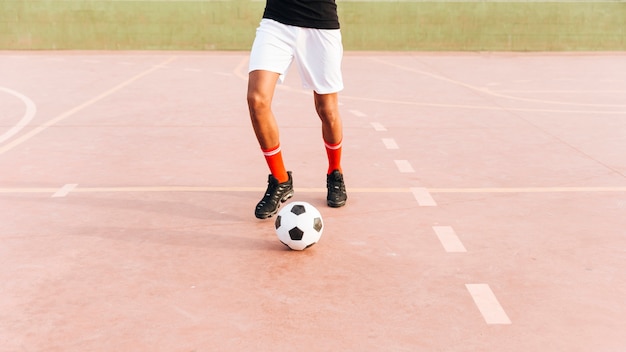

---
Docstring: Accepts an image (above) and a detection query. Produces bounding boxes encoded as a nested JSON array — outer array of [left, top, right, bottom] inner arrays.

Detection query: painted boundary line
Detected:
[[411, 187, 437, 206], [52, 183, 78, 198], [0, 56, 177, 156], [382, 138, 399, 149], [0, 86, 37, 144], [431, 187, 626, 193], [370, 122, 387, 132], [466, 284, 512, 325], [367, 57, 626, 113], [1, 186, 626, 195], [432, 226, 467, 253], [395, 160, 416, 173]]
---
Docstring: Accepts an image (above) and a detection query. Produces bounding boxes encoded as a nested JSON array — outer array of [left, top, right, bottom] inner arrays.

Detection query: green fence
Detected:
[[1, 0, 625, 51]]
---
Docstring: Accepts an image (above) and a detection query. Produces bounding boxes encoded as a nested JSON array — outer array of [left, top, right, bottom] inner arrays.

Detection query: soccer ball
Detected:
[[275, 201, 324, 250]]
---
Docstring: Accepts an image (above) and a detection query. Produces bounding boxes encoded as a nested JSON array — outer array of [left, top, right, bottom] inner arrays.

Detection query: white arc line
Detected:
[[0, 56, 177, 155], [466, 284, 512, 325], [52, 184, 78, 198], [0, 87, 37, 144], [432, 226, 466, 252]]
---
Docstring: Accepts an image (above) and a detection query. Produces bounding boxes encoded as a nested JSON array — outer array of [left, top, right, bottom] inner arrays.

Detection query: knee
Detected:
[[315, 101, 340, 124], [247, 91, 271, 117]]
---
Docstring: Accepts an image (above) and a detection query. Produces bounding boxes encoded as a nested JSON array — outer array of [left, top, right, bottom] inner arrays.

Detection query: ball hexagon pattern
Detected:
[[274, 201, 324, 250]]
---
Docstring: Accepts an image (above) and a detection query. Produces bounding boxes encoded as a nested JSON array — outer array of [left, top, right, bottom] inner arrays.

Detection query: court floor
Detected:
[[1, 51, 625, 351]]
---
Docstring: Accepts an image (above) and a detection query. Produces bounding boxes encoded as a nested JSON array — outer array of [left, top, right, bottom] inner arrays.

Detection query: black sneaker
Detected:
[[255, 171, 294, 219], [326, 169, 347, 208]]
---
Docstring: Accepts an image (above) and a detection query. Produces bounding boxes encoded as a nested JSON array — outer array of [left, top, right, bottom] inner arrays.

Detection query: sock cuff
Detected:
[[262, 144, 281, 156], [324, 139, 343, 150]]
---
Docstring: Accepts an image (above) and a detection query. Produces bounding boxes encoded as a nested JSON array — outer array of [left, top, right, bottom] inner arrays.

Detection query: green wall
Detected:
[[1, 0, 625, 51]]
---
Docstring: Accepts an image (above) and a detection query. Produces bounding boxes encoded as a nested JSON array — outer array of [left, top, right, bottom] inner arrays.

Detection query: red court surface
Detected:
[[1, 51, 626, 351]]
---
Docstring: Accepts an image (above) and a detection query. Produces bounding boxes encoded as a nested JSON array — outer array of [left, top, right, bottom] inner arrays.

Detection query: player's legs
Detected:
[[314, 91, 342, 147], [247, 71, 295, 219], [314, 91, 347, 207], [247, 70, 281, 151], [248, 19, 295, 154], [314, 91, 343, 174], [295, 28, 347, 207], [247, 20, 297, 219]]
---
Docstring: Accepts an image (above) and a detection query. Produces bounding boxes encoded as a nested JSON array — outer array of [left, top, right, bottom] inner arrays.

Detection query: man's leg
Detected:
[[248, 70, 280, 150], [248, 70, 294, 219], [314, 91, 347, 207], [314, 91, 343, 149]]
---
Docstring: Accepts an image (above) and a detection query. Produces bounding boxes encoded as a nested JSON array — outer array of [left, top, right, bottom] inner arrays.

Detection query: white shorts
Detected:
[[248, 18, 344, 94]]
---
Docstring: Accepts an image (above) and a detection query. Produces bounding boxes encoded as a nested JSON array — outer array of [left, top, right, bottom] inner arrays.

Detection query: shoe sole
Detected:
[[255, 189, 294, 219], [327, 199, 346, 208]]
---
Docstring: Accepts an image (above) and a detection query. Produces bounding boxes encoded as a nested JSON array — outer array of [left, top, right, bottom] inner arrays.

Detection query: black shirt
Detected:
[[263, 0, 340, 30]]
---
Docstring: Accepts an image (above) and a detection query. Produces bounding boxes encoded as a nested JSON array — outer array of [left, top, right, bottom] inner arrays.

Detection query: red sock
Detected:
[[262, 144, 289, 183], [325, 139, 343, 175]]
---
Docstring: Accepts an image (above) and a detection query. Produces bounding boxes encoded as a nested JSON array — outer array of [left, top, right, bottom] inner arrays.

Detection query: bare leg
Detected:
[[247, 70, 281, 149], [314, 91, 343, 144], [315, 91, 347, 207], [248, 70, 294, 219]]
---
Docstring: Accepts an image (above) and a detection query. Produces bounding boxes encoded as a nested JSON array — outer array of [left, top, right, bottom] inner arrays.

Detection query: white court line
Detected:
[[411, 187, 437, 206], [429, 186, 626, 193], [499, 89, 626, 94], [395, 160, 415, 173], [343, 94, 626, 115], [52, 184, 78, 198], [0, 87, 37, 144], [466, 284, 512, 325], [371, 57, 626, 110], [382, 138, 399, 149], [233, 56, 249, 81], [2, 186, 626, 194], [229, 55, 626, 115], [370, 122, 387, 131], [349, 109, 367, 117], [432, 226, 466, 252], [0, 56, 177, 156]]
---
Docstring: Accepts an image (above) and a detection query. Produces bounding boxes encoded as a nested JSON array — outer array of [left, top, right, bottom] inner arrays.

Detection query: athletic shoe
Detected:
[[326, 169, 347, 208], [255, 171, 294, 219]]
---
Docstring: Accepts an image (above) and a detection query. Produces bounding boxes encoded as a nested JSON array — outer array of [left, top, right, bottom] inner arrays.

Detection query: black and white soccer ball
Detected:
[[275, 201, 324, 250]]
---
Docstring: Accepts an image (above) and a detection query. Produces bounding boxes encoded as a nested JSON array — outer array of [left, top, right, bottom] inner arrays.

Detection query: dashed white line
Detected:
[[382, 138, 399, 149], [466, 284, 512, 325], [349, 109, 367, 117], [410, 187, 437, 206], [394, 160, 415, 173], [432, 226, 466, 252], [52, 184, 78, 198], [370, 122, 387, 131]]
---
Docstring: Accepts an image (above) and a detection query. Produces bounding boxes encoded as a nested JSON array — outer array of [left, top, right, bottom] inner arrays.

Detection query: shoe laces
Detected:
[[328, 172, 345, 191]]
